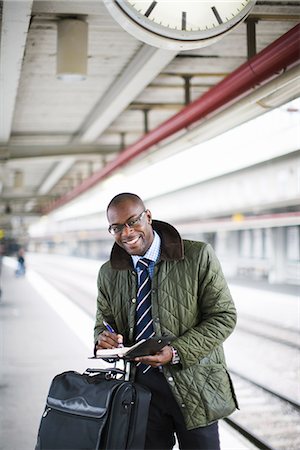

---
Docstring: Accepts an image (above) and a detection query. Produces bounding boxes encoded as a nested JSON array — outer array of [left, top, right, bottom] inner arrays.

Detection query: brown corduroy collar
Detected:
[[109, 220, 184, 270]]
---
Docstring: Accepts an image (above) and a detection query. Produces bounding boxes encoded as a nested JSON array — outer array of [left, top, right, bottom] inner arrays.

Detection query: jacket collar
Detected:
[[109, 220, 184, 270]]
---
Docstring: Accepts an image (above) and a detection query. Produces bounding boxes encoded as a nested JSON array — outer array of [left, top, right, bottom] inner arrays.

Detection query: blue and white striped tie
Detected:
[[135, 258, 155, 341], [135, 258, 155, 372]]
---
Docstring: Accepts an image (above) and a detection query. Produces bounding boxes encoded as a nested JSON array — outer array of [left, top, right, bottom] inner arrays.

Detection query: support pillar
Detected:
[[269, 227, 286, 284]]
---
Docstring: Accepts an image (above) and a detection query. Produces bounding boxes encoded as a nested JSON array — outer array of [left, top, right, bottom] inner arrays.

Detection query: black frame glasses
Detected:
[[108, 210, 147, 235]]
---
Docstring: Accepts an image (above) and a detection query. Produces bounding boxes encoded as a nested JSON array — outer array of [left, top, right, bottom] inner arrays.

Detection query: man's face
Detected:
[[107, 200, 154, 256]]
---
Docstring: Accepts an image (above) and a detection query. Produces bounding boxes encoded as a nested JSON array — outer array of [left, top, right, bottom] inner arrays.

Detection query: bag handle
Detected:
[[84, 367, 126, 380]]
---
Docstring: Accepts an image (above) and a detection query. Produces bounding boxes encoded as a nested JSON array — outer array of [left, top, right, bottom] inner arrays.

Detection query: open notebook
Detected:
[[92, 337, 172, 360]]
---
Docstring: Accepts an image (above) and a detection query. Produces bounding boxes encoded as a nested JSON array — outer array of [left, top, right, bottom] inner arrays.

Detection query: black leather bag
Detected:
[[35, 368, 151, 450]]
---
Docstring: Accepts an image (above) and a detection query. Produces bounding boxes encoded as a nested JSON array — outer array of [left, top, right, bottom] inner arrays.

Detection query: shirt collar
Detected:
[[131, 231, 161, 268]]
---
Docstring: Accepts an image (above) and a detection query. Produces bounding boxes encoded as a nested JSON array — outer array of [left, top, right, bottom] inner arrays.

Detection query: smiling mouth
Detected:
[[123, 235, 140, 246]]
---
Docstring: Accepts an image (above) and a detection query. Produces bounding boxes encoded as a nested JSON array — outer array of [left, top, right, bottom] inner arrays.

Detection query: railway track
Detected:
[[226, 371, 300, 450], [237, 314, 300, 350]]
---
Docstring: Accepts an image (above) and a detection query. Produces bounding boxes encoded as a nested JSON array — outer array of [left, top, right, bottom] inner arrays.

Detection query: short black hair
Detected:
[[107, 193, 145, 213]]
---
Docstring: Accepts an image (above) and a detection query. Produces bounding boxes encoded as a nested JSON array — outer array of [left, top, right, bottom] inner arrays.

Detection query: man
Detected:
[[94, 193, 238, 450]]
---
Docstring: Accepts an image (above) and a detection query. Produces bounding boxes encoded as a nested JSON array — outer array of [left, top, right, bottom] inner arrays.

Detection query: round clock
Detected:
[[104, 0, 257, 50]]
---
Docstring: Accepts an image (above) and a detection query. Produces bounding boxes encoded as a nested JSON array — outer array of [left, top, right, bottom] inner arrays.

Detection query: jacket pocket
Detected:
[[200, 364, 238, 423], [172, 362, 238, 428]]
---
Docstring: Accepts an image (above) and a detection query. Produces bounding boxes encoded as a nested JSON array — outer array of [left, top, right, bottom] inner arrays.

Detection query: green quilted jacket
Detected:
[[94, 220, 238, 429]]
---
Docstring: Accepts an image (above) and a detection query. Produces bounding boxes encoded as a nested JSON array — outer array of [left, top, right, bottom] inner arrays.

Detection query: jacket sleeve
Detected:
[[94, 265, 116, 344], [172, 243, 237, 369]]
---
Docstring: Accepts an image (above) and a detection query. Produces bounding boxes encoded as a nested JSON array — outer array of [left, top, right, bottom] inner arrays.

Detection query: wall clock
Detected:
[[104, 1, 257, 50]]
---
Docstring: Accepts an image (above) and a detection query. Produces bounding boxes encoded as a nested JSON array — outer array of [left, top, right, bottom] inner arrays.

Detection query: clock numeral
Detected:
[[211, 6, 223, 25], [182, 11, 187, 31], [144, 1, 157, 18]]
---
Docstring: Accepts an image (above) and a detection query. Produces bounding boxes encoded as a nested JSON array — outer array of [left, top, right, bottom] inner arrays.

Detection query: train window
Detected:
[[287, 226, 300, 261]]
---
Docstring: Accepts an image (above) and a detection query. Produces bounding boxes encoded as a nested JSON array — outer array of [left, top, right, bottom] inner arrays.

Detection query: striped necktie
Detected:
[[135, 258, 155, 342]]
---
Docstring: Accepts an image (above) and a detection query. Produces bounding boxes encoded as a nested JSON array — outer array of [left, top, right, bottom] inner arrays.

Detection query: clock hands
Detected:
[[144, 1, 157, 18], [142, 2, 225, 31], [211, 7, 223, 25], [182, 11, 187, 31]]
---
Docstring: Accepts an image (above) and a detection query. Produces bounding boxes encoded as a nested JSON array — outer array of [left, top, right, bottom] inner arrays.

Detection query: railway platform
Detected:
[[0, 261, 92, 450], [0, 259, 253, 450]]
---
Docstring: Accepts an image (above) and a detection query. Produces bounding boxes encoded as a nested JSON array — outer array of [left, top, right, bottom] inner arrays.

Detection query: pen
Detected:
[[103, 320, 115, 333], [103, 320, 124, 347]]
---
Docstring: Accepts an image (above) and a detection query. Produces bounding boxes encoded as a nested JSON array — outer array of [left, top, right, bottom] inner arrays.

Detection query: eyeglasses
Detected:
[[108, 210, 147, 235]]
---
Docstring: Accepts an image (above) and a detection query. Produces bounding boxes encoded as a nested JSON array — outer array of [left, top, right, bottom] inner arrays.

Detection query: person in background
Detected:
[[94, 193, 238, 450], [0, 242, 4, 298], [15, 247, 26, 277]]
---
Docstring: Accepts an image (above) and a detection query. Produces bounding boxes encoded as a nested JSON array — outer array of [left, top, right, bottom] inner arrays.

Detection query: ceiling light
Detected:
[[57, 18, 88, 81], [13, 170, 23, 189]]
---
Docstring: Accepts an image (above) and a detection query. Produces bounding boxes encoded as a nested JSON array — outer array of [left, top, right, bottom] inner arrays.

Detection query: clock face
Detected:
[[105, 0, 257, 50]]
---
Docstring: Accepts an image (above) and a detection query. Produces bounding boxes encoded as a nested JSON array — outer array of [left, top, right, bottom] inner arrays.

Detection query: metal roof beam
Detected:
[[77, 45, 177, 143], [0, 144, 119, 160], [0, 194, 55, 202], [38, 158, 76, 195]]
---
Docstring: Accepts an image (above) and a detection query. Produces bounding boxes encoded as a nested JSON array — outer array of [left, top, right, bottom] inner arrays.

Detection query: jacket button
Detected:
[[168, 376, 174, 382], [132, 298, 136, 303], [181, 403, 186, 408]]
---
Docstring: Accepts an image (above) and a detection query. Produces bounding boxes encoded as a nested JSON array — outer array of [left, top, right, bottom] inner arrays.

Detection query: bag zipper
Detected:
[[42, 407, 51, 418]]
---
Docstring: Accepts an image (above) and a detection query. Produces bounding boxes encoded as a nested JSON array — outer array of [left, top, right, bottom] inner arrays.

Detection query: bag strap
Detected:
[[84, 367, 126, 380]]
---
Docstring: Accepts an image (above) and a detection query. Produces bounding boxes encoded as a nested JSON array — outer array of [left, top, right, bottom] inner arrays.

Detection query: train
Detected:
[[28, 150, 300, 286]]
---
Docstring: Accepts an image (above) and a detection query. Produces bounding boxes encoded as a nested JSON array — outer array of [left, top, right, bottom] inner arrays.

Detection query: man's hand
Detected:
[[134, 345, 173, 367], [96, 330, 123, 350]]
